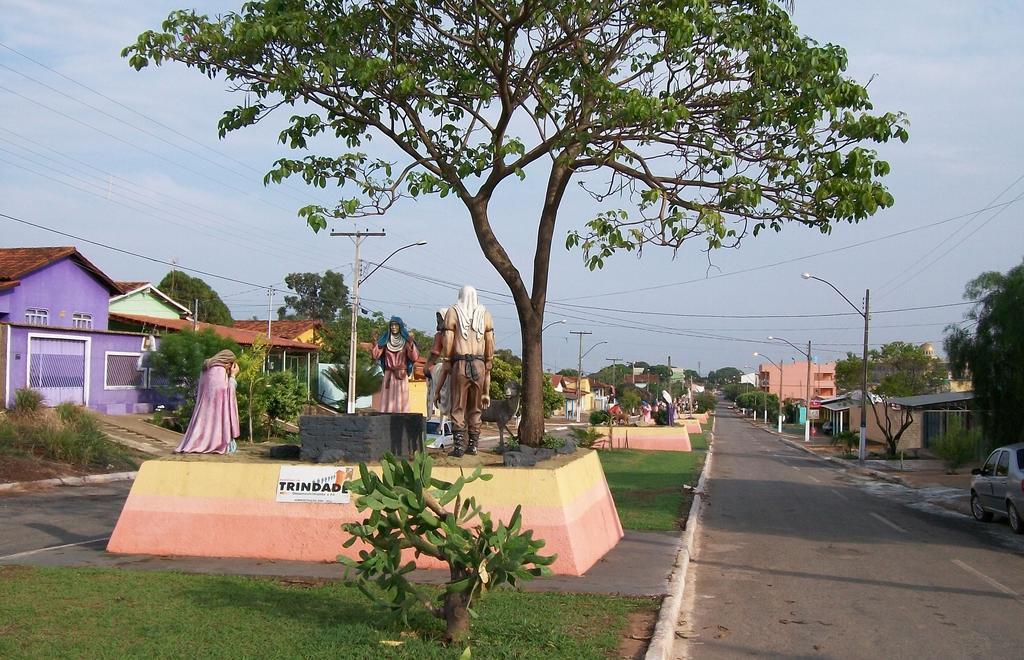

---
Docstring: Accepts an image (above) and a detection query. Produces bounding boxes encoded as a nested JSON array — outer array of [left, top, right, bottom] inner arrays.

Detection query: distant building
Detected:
[[758, 360, 836, 401], [109, 281, 192, 320], [234, 319, 323, 346]]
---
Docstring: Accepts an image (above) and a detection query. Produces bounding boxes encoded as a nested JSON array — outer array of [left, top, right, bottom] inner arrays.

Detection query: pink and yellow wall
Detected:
[[108, 450, 622, 576], [592, 426, 692, 451]]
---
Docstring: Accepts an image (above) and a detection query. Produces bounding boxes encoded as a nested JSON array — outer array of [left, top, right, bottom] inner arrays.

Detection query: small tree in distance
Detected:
[[126, 1, 906, 446]]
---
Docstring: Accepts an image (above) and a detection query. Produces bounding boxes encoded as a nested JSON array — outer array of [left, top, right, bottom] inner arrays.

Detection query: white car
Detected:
[[426, 419, 454, 449]]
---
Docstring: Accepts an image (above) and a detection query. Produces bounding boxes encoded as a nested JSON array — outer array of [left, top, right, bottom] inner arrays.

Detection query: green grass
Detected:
[[688, 432, 708, 451], [599, 449, 705, 531], [0, 566, 653, 659]]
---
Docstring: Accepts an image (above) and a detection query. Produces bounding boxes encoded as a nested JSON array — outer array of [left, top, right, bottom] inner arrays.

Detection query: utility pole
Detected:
[[570, 330, 592, 423], [192, 299, 198, 331], [332, 230, 386, 414], [805, 340, 812, 443], [859, 290, 870, 464], [266, 287, 274, 338]]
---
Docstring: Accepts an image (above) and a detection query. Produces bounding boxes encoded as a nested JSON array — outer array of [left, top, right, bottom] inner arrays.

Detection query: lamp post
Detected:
[[542, 319, 567, 332], [572, 340, 607, 422], [803, 272, 869, 464], [333, 236, 427, 414], [754, 352, 784, 433], [769, 335, 813, 443]]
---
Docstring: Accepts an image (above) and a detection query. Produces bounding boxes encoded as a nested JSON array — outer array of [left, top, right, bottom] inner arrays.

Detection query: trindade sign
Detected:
[[276, 466, 355, 504]]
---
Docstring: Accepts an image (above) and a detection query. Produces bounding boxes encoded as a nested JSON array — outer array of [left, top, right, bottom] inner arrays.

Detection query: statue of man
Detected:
[[441, 285, 494, 457]]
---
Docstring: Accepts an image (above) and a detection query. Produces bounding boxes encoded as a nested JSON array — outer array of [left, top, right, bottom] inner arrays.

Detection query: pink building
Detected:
[[758, 360, 836, 402]]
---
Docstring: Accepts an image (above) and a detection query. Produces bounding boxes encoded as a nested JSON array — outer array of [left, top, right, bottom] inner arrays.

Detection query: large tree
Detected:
[[126, 0, 905, 445], [834, 342, 946, 395], [158, 270, 233, 326], [277, 270, 348, 321], [839, 341, 946, 456], [945, 259, 1024, 449]]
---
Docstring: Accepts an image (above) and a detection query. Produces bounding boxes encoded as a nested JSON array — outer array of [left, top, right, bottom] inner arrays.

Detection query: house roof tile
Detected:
[[0, 246, 121, 294], [109, 312, 319, 351], [234, 319, 323, 340]]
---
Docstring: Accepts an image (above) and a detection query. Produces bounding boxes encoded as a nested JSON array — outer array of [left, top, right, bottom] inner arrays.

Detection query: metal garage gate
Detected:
[[29, 336, 87, 406]]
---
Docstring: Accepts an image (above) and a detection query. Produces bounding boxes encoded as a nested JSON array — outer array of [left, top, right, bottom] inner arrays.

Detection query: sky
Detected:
[[1, 1, 1022, 376]]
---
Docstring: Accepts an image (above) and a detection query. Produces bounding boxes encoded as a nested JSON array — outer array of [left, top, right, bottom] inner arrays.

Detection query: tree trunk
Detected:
[[518, 315, 545, 447], [442, 585, 471, 644]]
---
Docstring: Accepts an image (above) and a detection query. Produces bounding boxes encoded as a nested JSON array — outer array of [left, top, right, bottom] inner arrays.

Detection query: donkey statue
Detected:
[[481, 381, 520, 453]]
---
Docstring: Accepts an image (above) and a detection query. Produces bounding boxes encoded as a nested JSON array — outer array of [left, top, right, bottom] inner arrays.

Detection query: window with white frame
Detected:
[[105, 352, 147, 389], [72, 313, 93, 329], [25, 308, 48, 326]]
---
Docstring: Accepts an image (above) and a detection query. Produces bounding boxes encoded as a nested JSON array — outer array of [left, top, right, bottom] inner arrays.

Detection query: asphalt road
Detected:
[[0, 482, 132, 559], [675, 408, 1024, 659]]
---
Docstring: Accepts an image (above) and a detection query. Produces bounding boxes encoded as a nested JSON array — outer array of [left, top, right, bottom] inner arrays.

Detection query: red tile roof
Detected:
[[234, 319, 323, 340], [109, 313, 319, 351], [0, 246, 120, 294]]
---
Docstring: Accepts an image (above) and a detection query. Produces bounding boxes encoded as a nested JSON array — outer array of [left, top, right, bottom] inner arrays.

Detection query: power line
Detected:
[[550, 197, 1024, 303], [0, 128, 345, 265], [0, 210, 270, 288]]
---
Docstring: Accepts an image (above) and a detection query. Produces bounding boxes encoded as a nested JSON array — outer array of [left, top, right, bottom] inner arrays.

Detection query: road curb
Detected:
[[644, 426, 714, 660], [0, 471, 138, 493]]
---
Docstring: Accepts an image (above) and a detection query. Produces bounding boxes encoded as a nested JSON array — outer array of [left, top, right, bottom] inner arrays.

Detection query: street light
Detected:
[[572, 340, 607, 422], [754, 352, 784, 433], [359, 241, 428, 285], [345, 240, 427, 414], [769, 335, 814, 443], [802, 272, 870, 464], [542, 319, 567, 332]]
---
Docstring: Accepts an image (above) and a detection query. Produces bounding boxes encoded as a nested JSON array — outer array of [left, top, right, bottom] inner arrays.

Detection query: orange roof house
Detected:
[[234, 319, 323, 345], [109, 313, 318, 352]]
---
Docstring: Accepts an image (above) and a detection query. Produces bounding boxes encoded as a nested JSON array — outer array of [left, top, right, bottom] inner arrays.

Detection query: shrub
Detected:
[[931, 420, 980, 474], [589, 409, 611, 425], [694, 391, 717, 413], [342, 452, 554, 643], [0, 404, 135, 470], [831, 430, 859, 453], [264, 371, 307, 437], [571, 427, 603, 448], [540, 434, 564, 449], [11, 388, 44, 417]]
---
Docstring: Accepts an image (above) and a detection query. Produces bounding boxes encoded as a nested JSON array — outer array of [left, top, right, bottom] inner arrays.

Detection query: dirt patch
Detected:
[[0, 454, 89, 484], [617, 607, 658, 659]]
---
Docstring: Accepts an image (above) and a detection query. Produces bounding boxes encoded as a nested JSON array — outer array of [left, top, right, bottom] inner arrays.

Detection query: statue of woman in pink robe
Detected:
[[371, 316, 420, 413], [175, 350, 241, 454]]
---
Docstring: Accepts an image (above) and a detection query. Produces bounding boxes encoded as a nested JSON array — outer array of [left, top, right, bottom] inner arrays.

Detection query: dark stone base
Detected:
[[300, 413, 424, 464], [501, 441, 576, 467], [268, 444, 301, 460]]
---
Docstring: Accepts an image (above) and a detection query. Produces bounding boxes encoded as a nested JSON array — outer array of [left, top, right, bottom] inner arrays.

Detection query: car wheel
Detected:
[[1008, 502, 1024, 535], [971, 492, 993, 522]]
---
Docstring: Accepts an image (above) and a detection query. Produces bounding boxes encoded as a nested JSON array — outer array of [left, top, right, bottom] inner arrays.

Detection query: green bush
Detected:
[[589, 409, 611, 425], [831, 430, 859, 453], [931, 420, 980, 474], [694, 391, 717, 413], [540, 434, 564, 449], [11, 388, 44, 417], [571, 427, 603, 448], [264, 371, 307, 437]]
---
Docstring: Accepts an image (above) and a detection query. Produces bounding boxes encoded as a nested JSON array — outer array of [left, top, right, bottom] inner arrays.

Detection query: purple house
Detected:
[[1, 247, 158, 414]]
